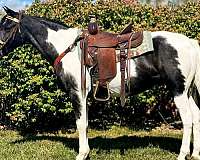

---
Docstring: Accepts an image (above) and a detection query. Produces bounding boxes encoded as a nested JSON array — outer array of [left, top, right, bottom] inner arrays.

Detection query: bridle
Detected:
[[0, 11, 23, 46]]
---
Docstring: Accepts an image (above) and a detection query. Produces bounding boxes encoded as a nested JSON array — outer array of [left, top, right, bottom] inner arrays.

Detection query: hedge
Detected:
[[0, 0, 199, 132]]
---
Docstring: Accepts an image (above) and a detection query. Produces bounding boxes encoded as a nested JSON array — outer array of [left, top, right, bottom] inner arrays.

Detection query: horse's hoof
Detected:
[[191, 155, 200, 160], [177, 153, 191, 160], [76, 151, 89, 160], [185, 154, 192, 160], [76, 154, 88, 160]]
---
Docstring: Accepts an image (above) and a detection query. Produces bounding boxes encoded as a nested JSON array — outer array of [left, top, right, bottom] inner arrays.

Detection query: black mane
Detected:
[[26, 15, 69, 31]]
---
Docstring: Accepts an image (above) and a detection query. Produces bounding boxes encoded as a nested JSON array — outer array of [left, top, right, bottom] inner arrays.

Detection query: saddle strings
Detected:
[[127, 32, 135, 92]]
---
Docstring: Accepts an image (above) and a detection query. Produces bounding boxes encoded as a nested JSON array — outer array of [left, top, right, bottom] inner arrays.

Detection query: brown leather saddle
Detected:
[[81, 17, 143, 105]]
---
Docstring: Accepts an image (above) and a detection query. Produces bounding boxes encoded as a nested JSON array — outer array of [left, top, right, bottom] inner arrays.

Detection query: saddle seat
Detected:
[[87, 31, 143, 49]]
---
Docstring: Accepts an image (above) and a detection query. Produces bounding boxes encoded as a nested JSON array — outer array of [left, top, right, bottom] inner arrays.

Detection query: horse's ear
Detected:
[[3, 6, 18, 17]]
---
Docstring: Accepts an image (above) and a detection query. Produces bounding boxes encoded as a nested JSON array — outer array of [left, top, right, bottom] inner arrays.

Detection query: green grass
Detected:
[[0, 126, 183, 160]]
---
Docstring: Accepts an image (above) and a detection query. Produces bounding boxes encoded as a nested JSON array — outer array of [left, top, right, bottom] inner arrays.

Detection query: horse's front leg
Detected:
[[75, 92, 89, 160]]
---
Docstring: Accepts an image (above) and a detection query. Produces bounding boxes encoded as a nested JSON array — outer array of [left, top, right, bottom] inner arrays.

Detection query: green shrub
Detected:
[[0, 45, 74, 132], [0, 0, 199, 132]]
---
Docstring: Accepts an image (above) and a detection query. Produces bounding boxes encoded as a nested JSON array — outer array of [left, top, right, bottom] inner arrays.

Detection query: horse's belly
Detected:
[[109, 59, 137, 94]]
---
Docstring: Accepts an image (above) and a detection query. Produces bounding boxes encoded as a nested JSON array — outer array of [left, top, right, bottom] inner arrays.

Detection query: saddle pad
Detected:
[[131, 31, 153, 57], [97, 48, 117, 85]]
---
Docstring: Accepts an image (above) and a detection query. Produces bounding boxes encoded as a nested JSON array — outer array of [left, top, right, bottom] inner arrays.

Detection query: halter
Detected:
[[1, 11, 23, 45], [5, 16, 20, 23]]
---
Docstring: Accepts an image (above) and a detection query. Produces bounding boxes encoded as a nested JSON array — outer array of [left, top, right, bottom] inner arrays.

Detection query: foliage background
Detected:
[[0, 0, 199, 132]]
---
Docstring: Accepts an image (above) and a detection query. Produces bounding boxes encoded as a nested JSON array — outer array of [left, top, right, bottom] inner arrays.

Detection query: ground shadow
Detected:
[[12, 134, 182, 154]]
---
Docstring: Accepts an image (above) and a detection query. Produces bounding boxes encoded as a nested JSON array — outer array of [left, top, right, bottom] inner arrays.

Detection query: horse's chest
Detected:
[[61, 51, 91, 91]]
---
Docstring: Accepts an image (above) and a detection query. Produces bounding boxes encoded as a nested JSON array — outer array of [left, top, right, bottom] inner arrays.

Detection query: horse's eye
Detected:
[[2, 19, 8, 26], [2, 20, 14, 30]]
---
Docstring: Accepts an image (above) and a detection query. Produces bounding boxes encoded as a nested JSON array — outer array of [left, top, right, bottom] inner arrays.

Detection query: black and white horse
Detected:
[[0, 7, 200, 160]]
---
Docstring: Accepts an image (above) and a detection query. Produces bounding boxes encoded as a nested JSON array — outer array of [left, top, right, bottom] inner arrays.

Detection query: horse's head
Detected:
[[0, 6, 24, 57]]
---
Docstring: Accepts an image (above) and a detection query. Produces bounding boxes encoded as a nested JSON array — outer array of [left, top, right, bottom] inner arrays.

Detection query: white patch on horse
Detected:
[[109, 59, 137, 94], [46, 28, 79, 54], [46, 28, 91, 91]]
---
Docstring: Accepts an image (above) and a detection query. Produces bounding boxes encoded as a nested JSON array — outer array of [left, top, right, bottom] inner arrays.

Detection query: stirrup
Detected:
[[93, 81, 110, 101]]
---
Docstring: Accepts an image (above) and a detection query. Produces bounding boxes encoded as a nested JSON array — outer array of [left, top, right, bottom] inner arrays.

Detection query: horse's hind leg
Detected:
[[190, 45, 200, 159], [174, 93, 193, 160], [189, 96, 200, 160]]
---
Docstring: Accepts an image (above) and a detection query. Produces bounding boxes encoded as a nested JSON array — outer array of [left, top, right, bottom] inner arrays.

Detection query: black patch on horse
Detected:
[[130, 36, 185, 96]]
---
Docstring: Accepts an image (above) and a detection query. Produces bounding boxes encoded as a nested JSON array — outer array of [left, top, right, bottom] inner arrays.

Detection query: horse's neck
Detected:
[[22, 17, 80, 64], [45, 27, 80, 54]]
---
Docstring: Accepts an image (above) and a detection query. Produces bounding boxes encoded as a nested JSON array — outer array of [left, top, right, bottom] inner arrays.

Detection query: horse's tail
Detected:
[[192, 40, 200, 107]]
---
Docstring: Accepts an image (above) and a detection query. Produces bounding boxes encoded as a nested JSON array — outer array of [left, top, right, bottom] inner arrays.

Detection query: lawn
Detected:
[[0, 126, 183, 160]]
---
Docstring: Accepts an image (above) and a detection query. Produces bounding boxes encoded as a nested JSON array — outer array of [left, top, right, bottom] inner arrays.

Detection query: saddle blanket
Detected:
[[130, 31, 154, 57]]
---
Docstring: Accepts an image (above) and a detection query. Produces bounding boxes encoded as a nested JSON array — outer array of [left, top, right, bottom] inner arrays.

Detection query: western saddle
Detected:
[[81, 15, 143, 106], [53, 15, 143, 106]]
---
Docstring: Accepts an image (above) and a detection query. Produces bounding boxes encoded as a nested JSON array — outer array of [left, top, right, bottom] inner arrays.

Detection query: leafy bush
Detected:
[[1, 0, 199, 132], [0, 45, 74, 132], [28, 0, 200, 40]]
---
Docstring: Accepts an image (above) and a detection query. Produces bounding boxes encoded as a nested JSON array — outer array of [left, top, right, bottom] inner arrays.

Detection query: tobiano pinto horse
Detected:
[[0, 7, 200, 160]]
